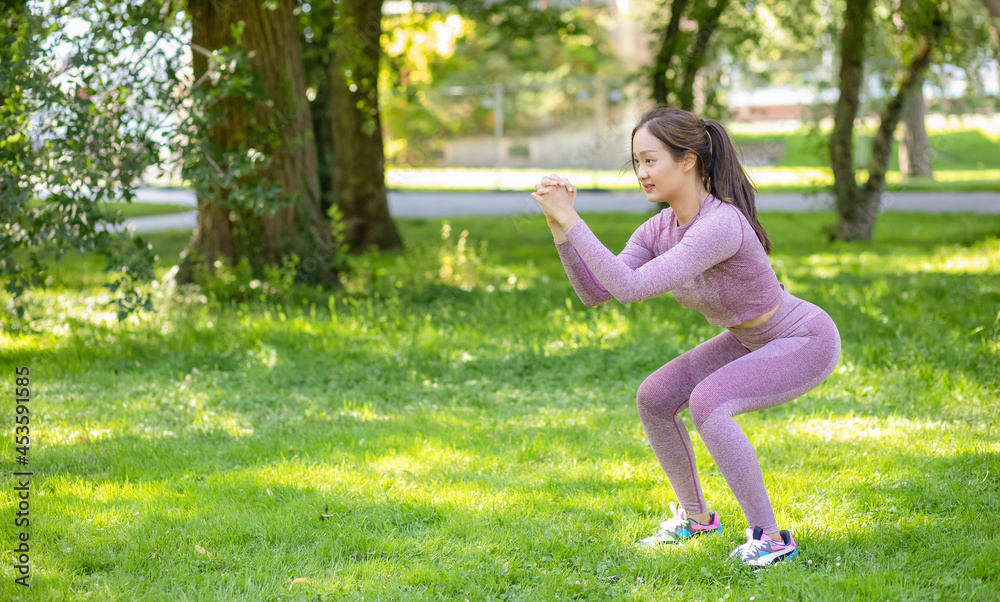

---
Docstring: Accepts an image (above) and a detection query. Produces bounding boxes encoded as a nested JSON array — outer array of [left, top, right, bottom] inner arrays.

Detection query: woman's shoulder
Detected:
[[691, 197, 747, 248], [697, 196, 744, 228], [626, 206, 674, 249]]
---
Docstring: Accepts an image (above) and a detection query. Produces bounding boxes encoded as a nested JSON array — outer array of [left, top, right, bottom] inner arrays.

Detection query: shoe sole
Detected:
[[637, 525, 723, 548], [747, 548, 797, 567]]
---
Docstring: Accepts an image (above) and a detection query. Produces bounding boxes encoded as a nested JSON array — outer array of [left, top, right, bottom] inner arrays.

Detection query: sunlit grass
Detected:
[[1, 212, 999, 600], [803, 235, 1000, 276]]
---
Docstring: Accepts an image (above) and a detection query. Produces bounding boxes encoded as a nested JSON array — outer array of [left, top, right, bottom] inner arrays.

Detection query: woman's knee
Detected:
[[635, 378, 660, 413], [636, 374, 685, 417]]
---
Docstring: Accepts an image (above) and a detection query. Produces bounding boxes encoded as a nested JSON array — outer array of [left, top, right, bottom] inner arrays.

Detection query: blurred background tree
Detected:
[[644, 0, 828, 211], [1, 0, 177, 318], [647, 0, 740, 115], [302, 0, 402, 254], [829, 0, 994, 241], [378, 0, 623, 166], [178, 0, 335, 285]]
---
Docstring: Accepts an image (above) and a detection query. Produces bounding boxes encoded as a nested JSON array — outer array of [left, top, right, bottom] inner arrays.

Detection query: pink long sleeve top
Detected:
[[554, 195, 783, 328]]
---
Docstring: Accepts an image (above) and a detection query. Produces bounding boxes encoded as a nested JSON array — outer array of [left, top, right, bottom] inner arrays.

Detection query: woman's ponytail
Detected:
[[703, 119, 771, 254]]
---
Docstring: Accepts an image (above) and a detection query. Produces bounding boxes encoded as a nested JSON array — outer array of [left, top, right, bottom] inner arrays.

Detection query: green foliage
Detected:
[[326, 204, 351, 271], [191, 253, 302, 305], [868, 0, 994, 97], [707, 0, 996, 120], [443, 2, 619, 83], [2, 211, 999, 599], [191, 255, 259, 303], [1, 0, 319, 320], [717, 0, 834, 99], [0, 0, 187, 319]]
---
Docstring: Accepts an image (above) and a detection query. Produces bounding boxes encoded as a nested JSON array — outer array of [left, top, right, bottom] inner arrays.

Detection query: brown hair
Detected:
[[631, 107, 771, 254]]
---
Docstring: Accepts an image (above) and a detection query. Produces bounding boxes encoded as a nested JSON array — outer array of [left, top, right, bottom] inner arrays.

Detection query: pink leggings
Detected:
[[636, 289, 840, 534]]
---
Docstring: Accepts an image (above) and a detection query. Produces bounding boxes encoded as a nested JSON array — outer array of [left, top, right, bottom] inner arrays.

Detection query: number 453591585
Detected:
[[15, 367, 30, 461]]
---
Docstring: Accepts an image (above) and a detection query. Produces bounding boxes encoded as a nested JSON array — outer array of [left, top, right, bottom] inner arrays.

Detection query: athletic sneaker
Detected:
[[637, 502, 722, 547], [728, 526, 797, 567]]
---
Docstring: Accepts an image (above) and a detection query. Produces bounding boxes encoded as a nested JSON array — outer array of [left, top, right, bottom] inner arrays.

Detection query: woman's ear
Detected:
[[681, 151, 698, 173]]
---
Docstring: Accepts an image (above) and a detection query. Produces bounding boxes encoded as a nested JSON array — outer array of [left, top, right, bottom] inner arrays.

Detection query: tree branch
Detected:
[[652, 0, 690, 104], [863, 15, 945, 197], [677, 0, 730, 111]]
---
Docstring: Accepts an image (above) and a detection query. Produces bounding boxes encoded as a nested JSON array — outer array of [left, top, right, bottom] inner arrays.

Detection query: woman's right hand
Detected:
[[534, 184, 569, 242], [537, 175, 576, 204], [534, 175, 576, 221], [534, 175, 576, 243]]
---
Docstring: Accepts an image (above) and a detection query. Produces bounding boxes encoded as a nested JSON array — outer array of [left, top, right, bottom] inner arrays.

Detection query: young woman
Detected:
[[530, 107, 841, 567]]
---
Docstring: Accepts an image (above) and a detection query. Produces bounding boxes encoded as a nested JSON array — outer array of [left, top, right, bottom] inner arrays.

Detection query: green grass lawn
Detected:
[[2, 211, 999, 600], [25, 200, 194, 219], [734, 128, 1000, 171], [107, 203, 194, 219]]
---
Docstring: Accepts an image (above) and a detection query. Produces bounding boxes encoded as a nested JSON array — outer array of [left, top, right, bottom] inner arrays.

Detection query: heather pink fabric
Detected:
[[553, 195, 841, 533], [556, 195, 782, 327]]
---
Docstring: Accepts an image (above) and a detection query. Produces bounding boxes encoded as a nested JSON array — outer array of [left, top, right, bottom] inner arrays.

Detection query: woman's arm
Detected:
[[555, 241, 614, 306], [554, 215, 660, 307], [547, 209, 615, 306], [563, 209, 744, 304], [548, 217, 568, 244], [533, 175, 662, 306]]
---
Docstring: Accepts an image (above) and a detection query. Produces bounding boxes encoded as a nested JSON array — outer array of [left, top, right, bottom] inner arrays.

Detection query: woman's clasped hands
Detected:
[[531, 174, 577, 225]]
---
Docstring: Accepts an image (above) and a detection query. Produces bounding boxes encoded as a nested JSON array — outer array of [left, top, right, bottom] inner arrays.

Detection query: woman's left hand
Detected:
[[531, 174, 577, 224]]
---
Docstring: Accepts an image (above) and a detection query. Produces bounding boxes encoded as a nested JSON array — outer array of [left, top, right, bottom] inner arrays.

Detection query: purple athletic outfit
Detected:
[[555, 195, 840, 533]]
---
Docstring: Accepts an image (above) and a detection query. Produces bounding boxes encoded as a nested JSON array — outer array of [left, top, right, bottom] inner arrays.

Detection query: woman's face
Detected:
[[632, 127, 693, 203]]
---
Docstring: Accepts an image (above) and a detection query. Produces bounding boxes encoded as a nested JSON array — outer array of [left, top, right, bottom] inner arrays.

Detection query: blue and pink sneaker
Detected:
[[637, 502, 723, 547], [728, 526, 798, 567]]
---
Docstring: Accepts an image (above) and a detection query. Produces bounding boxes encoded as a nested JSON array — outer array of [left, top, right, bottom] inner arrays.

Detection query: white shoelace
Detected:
[[735, 537, 771, 560], [654, 519, 682, 536]]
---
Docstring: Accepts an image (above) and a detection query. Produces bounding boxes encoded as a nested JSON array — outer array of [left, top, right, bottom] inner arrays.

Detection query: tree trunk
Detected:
[[898, 77, 932, 178], [328, 0, 403, 253], [303, 0, 337, 219], [830, 0, 873, 241], [306, 49, 336, 219], [834, 6, 945, 242], [180, 0, 334, 285], [312, 72, 337, 219]]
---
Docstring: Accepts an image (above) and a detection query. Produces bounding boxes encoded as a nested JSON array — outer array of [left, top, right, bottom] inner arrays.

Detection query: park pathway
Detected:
[[122, 189, 1000, 233]]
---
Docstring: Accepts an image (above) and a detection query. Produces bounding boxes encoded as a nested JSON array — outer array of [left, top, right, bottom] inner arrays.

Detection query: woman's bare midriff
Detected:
[[731, 299, 782, 329]]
